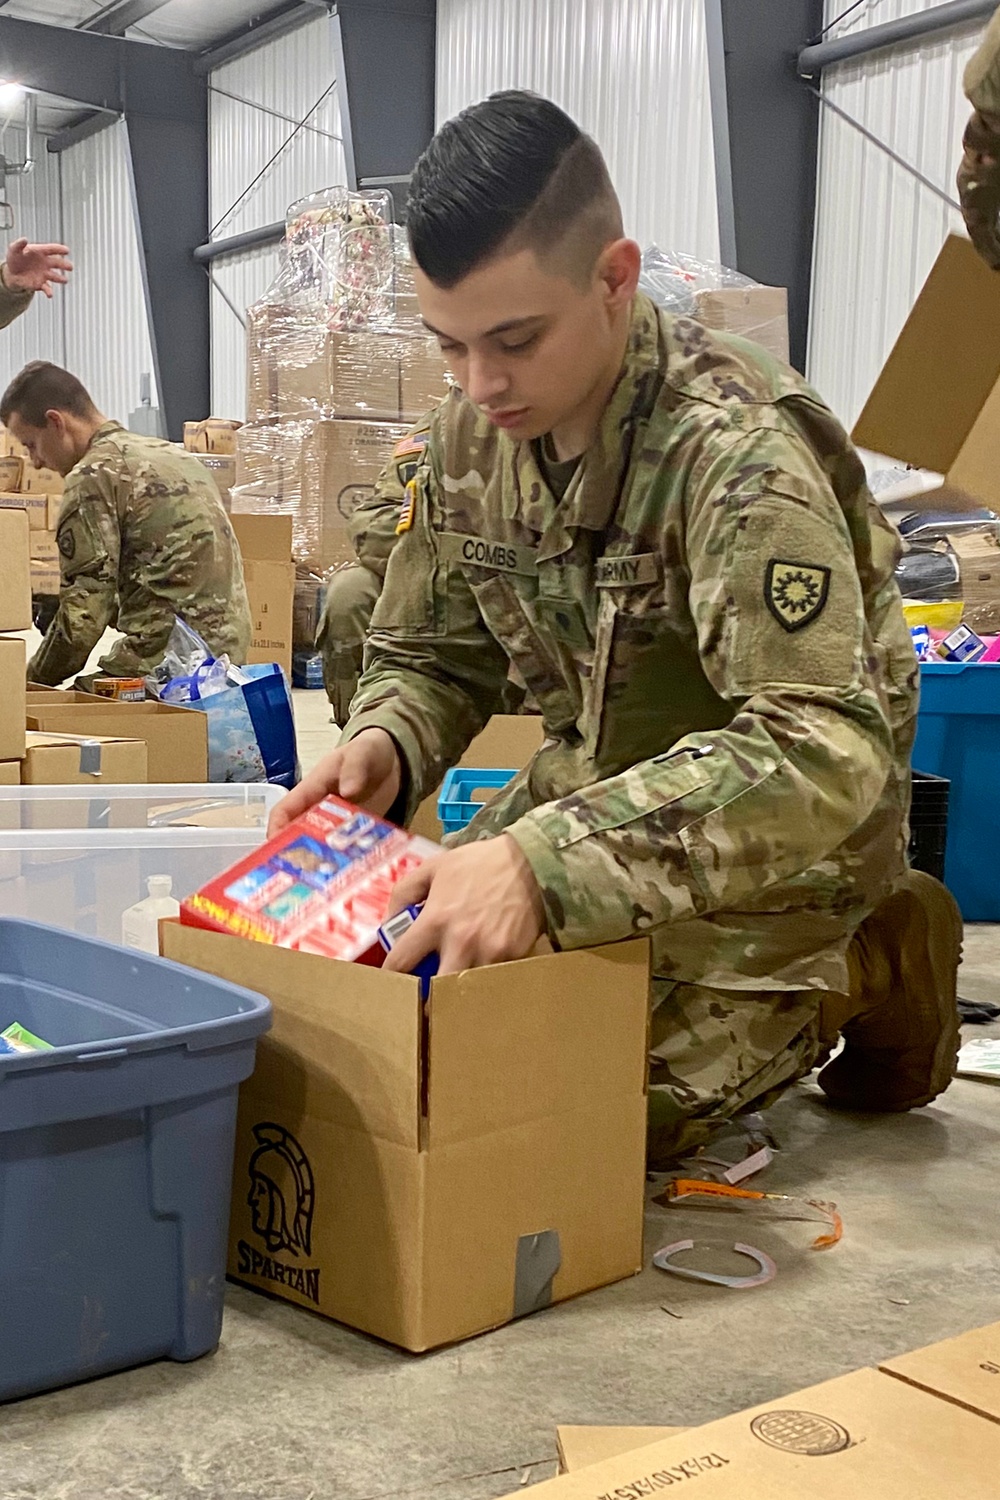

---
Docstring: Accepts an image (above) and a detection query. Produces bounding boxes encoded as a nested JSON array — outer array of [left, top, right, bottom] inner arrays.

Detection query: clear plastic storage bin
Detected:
[[0, 783, 281, 946]]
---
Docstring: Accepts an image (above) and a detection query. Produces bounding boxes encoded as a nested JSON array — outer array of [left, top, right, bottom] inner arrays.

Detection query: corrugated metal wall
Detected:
[[435, 0, 720, 261], [0, 126, 66, 395], [208, 15, 346, 417], [60, 121, 157, 424], [808, 0, 985, 433]]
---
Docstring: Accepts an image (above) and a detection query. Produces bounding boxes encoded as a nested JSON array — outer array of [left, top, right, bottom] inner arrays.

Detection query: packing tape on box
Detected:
[[513, 1229, 561, 1318]]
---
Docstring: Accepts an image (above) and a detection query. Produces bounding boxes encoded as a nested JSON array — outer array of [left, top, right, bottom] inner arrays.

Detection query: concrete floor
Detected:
[[3, 685, 1000, 1499]]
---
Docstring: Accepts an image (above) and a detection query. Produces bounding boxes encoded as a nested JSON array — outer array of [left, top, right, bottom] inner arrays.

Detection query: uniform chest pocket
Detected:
[[590, 601, 732, 775], [469, 573, 580, 734]]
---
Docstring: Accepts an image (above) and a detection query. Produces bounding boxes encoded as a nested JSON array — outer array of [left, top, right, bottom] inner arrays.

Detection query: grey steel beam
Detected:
[[799, 0, 996, 76], [193, 220, 285, 263], [704, 0, 737, 269], [47, 109, 118, 154], [78, 0, 173, 36], [720, 0, 823, 372], [331, 0, 435, 196], [193, 2, 325, 74]]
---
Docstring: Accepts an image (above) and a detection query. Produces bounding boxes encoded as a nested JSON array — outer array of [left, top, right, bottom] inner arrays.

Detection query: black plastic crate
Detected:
[[909, 769, 950, 883]]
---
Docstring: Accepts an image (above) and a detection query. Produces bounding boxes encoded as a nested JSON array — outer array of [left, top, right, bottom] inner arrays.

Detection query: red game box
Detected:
[[180, 796, 438, 963]]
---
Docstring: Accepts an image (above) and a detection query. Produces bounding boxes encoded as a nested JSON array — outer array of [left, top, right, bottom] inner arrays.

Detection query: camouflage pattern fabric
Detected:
[[960, 5, 1000, 267], [318, 562, 382, 724], [340, 294, 917, 1135], [0, 270, 33, 330], [28, 422, 252, 685]]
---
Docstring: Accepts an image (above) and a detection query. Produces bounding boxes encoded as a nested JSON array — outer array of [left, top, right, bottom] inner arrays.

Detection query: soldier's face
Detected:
[[7, 410, 79, 477], [416, 241, 639, 447]]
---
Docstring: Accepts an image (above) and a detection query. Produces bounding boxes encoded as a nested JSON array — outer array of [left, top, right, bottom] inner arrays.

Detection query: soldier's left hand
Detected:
[[4, 238, 73, 296], [382, 835, 546, 976]]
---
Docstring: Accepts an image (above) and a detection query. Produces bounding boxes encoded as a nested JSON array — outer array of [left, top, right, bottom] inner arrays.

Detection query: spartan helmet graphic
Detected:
[[247, 1123, 315, 1258]]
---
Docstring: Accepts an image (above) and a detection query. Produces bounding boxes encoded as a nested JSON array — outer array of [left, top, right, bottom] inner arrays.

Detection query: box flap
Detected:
[[162, 924, 424, 1148], [852, 234, 1000, 472], [233, 512, 293, 562], [503, 1368, 1000, 1499], [880, 1321, 1000, 1423], [556, 1428, 688, 1474], [426, 941, 649, 1146], [947, 375, 1000, 509]]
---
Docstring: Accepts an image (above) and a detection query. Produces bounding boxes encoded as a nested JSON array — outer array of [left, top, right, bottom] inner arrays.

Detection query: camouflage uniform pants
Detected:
[[647, 981, 824, 1168], [317, 563, 381, 725]]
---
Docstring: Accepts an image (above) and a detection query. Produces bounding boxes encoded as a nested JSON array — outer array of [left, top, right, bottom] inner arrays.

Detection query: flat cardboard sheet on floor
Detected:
[[409, 714, 547, 842], [852, 234, 1000, 509], [511, 1368, 1000, 1499], [556, 1428, 687, 1474], [161, 922, 649, 1352], [880, 1320, 1000, 1424], [25, 697, 207, 783]]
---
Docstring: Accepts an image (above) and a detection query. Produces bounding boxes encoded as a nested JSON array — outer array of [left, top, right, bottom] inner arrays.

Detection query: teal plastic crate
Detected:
[[913, 661, 1000, 920], [438, 768, 517, 835]]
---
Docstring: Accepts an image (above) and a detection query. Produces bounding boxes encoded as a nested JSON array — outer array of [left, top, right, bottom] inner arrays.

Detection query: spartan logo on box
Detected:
[[750, 1410, 851, 1456], [235, 1122, 321, 1305], [337, 483, 375, 523]]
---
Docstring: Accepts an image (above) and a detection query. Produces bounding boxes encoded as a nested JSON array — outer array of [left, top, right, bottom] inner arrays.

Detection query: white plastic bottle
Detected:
[[122, 875, 180, 955]]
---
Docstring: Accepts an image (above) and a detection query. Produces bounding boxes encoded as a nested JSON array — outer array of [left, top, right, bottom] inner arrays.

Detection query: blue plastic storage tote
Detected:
[[913, 661, 1000, 920], [0, 919, 271, 1402], [438, 767, 517, 835]]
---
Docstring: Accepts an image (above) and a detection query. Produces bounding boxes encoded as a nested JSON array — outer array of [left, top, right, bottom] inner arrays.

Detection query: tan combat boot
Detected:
[[818, 870, 963, 1111]]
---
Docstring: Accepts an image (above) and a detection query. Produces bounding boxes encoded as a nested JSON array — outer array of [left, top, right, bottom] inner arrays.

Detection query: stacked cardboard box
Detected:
[[0, 427, 65, 595], [234, 199, 450, 579]]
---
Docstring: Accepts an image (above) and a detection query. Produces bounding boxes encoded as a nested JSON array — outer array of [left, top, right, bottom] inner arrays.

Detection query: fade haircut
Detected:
[[407, 91, 623, 288], [0, 361, 99, 429]]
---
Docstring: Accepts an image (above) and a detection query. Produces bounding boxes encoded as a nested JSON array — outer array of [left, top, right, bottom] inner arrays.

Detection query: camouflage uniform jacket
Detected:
[[0, 269, 32, 329], [28, 422, 252, 685], [343, 295, 918, 993], [960, 5, 1000, 267]]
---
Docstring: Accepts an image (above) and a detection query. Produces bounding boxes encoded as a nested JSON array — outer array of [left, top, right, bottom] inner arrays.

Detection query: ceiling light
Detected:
[[0, 84, 26, 110]]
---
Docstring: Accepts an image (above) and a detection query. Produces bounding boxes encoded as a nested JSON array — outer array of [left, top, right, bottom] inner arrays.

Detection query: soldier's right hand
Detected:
[[267, 727, 402, 835]]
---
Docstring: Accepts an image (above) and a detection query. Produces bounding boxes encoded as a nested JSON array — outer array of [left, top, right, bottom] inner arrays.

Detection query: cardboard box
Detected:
[[556, 1429, 687, 1475], [881, 1320, 1000, 1425], [948, 530, 1000, 632], [161, 922, 650, 1352], [695, 285, 789, 364], [409, 714, 547, 842], [0, 454, 22, 491], [21, 731, 147, 787], [29, 559, 60, 595], [183, 418, 240, 455], [278, 329, 402, 422], [511, 1368, 1000, 1500], [246, 304, 280, 423], [0, 509, 31, 632], [193, 453, 237, 508], [25, 698, 207, 783], [30, 530, 59, 565], [0, 638, 26, 762], [0, 491, 60, 531], [293, 575, 326, 649], [853, 234, 1000, 507], [399, 334, 452, 422], [232, 513, 294, 677]]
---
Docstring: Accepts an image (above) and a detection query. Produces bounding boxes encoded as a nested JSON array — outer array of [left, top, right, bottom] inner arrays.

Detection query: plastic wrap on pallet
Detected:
[[639, 246, 790, 363], [233, 416, 406, 573]]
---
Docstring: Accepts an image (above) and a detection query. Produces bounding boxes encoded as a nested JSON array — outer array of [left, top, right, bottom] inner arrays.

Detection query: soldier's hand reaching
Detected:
[[268, 727, 401, 835], [4, 239, 73, 297], [381, 835, 546, 976]]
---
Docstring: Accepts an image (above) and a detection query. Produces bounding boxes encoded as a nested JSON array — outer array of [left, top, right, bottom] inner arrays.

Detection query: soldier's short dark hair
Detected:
[[0, 361, 99, 429], [407, 91, 624, 288]]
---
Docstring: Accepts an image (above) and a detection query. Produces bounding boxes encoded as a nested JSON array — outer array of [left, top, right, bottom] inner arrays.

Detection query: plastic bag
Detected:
[[638, 246, 755, 316], [145, 619, 241, 706], [189, 664, 299, 789]]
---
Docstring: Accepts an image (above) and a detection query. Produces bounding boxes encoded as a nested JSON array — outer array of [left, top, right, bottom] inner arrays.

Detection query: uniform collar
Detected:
[[86, 420, 125, 453], [507, 293, 664, 558]]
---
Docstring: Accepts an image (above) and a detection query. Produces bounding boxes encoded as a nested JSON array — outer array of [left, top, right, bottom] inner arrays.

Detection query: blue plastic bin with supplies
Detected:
[[438, 767, 517, 836], [913, 661, 1000, 920], [0, 918, 271, 1402]]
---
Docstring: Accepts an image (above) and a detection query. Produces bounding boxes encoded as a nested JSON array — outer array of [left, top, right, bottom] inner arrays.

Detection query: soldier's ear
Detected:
[[43, 407, 65, 435], [597, 239, 641, 310]]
